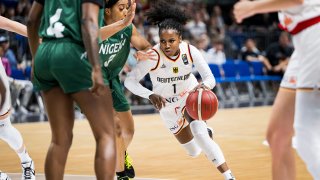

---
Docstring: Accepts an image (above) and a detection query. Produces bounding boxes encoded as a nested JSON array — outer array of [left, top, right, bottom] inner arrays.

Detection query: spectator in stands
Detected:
[[265, 32, 293, 76], [0, 46, 11, 76], [207, 5, 225, 37], [0, 34, 21, 70], [241, 38, 272, 70], [185, 11, 207, 39], [206, 36, 226, 65], [194, 33, 210, 59]]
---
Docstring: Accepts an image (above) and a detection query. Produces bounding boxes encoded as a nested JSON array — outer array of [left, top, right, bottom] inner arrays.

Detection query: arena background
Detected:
[[0, 0, 312, 179]]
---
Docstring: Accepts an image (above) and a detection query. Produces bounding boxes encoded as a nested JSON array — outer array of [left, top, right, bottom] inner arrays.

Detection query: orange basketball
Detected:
[[186, 89, 219, 121]]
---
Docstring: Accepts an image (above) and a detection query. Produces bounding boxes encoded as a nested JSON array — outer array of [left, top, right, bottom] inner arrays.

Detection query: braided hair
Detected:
[[145, 0, 190, 37]]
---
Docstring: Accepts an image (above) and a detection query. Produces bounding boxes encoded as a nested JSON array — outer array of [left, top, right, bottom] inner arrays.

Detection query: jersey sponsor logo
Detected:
[[169, 125, 179, 131], [99, 39, 127, 55], [161, 63, 166, 68], [156, 73, 190, 83], [182, 54, 189, 65], [165, 96, 179, 103], [46, 9, 65, 38], [173, 67, 178, 73]]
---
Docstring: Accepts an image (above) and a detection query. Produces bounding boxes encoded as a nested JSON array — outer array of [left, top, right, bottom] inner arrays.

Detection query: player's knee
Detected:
[[181, 139, 202, 158], [0, 118, 23, 150], [266, 127, 292, 148], [53, 132, 73, 149]]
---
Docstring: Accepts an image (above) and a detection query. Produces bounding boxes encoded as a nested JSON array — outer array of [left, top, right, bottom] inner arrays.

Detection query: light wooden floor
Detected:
[[0, 106, 312, 180]]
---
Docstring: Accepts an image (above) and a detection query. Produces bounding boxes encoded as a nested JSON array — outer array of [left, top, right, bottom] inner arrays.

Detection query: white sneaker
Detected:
[[21, 160, 35, 180], [0, 171, 10, 180]]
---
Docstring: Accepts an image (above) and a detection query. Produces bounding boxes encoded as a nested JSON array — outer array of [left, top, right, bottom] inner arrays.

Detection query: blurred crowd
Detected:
[[1, 0, 294, 107]]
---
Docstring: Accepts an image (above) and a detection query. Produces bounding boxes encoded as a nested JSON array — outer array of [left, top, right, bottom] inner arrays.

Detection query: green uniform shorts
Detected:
[[109, 76, 130, 112], [33, 39, 108, 93]]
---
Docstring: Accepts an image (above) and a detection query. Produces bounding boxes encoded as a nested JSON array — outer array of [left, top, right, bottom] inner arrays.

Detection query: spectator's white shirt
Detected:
[[206, 48, 226, 65], [186, 21, 207, 38]]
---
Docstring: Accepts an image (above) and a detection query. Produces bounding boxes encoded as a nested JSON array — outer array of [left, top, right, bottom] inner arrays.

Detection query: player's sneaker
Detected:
[[124, 151, 135, 178], [0, 171, 10, 180], [117, 175, 130, 180], [21, 160, 35, 180], [207, 127, 214, 139]]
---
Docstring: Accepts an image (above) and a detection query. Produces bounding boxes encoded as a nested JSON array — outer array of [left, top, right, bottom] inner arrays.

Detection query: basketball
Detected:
[[186, 89, 219, 120]]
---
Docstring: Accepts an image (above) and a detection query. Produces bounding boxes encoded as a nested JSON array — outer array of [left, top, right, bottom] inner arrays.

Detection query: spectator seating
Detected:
[[209, 60, 282, 107]]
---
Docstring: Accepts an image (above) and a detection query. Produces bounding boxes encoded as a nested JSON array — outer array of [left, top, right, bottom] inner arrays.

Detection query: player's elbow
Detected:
[[124, 78, 131, 90]]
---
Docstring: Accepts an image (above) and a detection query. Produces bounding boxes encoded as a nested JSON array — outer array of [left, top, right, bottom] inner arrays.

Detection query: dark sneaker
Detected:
[[124, 151, 135, 178], [21, 160, 35, 180], [117, 175, 130, 180]]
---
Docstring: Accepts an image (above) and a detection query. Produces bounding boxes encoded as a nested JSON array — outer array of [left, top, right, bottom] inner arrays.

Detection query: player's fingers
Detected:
[[161, 97, 166, 107]]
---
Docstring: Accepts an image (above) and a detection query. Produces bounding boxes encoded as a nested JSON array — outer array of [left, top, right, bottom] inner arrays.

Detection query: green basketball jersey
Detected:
[[38, 0, 104, 44], [99, 24, 133, 79]]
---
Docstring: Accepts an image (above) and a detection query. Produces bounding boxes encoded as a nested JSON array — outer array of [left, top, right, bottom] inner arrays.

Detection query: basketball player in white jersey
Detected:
[[125, 1, 235, 179], [234, 0, 320, 179], [0, 16, 35, 180]]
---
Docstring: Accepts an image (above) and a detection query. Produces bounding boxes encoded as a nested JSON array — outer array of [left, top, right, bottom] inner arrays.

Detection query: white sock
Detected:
[[223, 169, 235, 180], [17, 146, 32, 163]]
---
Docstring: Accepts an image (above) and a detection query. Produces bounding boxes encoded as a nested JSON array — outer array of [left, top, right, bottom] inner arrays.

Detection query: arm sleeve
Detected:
[[189, 45, 216, 89], [124, 60, 158, 99], [82, 0, 104, 8]]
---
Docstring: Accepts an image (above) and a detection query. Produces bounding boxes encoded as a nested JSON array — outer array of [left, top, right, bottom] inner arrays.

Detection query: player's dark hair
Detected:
[[145, 0, 190, 36], [105, 0, 119, 8]]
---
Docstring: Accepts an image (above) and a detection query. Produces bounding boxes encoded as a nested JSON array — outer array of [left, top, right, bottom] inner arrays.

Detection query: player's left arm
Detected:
[[190, 44, 216, 90], [130, 25, 152, 51], [0, 16, 27, 37], [131, 25, 157, 61]]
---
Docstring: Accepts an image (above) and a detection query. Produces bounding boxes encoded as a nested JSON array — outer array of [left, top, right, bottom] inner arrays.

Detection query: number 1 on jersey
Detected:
[[172, 84, 177, 94]]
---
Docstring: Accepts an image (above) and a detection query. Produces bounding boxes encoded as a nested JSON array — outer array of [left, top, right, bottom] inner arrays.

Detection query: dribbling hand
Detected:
[[192, 82, 211, 92]]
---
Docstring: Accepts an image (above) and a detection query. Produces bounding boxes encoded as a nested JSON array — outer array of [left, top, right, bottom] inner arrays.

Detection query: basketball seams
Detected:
[[197, 88, 203, 120]]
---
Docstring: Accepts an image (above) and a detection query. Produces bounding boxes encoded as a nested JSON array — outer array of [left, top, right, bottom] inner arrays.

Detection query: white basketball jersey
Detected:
[[149, 42, 198, 99], [0, 58, 11, 115], [279, 0, 320, 31]]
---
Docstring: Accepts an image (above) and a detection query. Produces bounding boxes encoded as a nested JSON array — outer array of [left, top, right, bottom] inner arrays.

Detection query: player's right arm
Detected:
[[124, 59, 166, 109], [27, 0, 43, 57], [234, 0, 304, 23], [81, 0, 105, 94], [0, 16, 27, 37], [124, 60, 157, 99], [27, 0, 43, 81]]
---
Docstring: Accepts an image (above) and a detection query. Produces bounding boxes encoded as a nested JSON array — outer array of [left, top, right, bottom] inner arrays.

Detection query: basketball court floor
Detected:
[[0, 107, 312, 179]]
